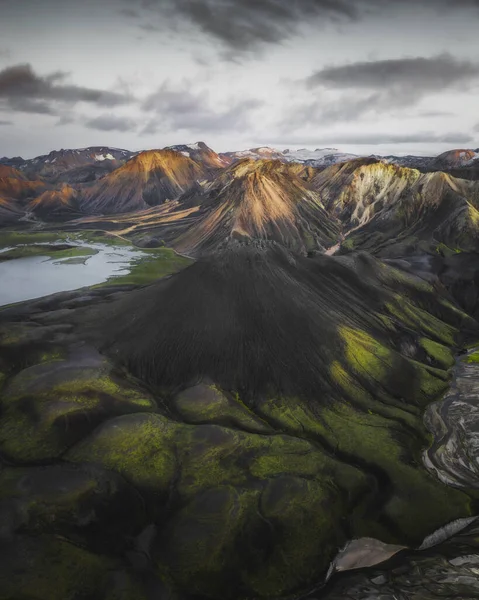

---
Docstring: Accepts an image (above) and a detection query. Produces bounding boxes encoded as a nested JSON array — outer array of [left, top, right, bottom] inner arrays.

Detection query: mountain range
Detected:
[[2, 138, 479, 600], [1, 141, 479, 231]]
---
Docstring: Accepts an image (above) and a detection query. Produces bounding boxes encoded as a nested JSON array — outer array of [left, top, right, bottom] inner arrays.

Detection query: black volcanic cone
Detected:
[[92, 242, 474, 403]]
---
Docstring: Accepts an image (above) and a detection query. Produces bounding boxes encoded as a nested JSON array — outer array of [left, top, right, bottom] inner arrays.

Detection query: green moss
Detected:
[[463, 350, 479, 363], [38, 350, 65, 364], [245, 478, 345, 598], [338, 325, 393, 384], [420, 337, 455, 369], [67, 413, 177, 500], [174, 384, 271, 434], [386, 294, 457, 346], [436, 242, 461, 257], [157, 486, 262, 598], [0, 245, 98, 262], [0, 535, 117, 600], [307, 401, 473, 544], [97, 248, 192, 287], [0, 366, 156, 462], [330, 360, 420, 430], [76, 230, 134, 247], [0, 230, 66, 248]]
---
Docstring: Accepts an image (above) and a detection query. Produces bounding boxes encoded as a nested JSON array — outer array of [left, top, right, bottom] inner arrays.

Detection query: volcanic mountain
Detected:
[[221, 146, 359, 168], [78, 149, 207, 214], [166, 141, 231, 170], [3, 139, 479, 600], [172, 159, 340, 255], [310, 158, 479, 257], [64, 241, 474, 599], [17, 147, 134, 183], [0, 165, 45, 201], [28, 184, 81, 220]]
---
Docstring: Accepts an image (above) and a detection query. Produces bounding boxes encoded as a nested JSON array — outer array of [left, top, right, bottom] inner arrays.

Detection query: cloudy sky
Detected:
[[0, 0, 478, 158]]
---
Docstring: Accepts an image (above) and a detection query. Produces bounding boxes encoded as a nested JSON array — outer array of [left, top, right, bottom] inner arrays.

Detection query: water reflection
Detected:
[[0, 241, 147, 306]]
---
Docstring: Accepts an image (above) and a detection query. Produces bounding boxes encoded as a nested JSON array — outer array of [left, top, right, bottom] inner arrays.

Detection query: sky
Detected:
[[0, 0, 478, 158]]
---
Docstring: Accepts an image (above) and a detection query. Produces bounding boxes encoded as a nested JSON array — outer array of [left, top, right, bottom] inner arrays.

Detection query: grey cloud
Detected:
[[84, 114, 138, 132], [305, 54, 479, 91], [267, 132, 474, 146], [119, 8, 140, 18], [0, 63, 134, 116], [4, 97, 57, 115], [0, 119, 12, 125], [142, 80, 263, 133], [130, 0, 359, 53], [289, 54, 479, 125], [125, 0, 479, 53], [55, 114, 76, 126], [418, 110, 456, 118], [474, 123, 479, 132], [139, 23, 161, 32]]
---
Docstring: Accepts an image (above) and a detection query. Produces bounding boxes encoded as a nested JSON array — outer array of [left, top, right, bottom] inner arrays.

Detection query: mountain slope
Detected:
[[221, 146, 359, 167], [77, 243, 476, 599], [28, 184, 81, 220], [170, 159, 340, 255], [19, 147, 134, 183], [310, 159, 479, 257], [0, 165, 46, 204], [79, 149, 207, 214], [165, 141, 231, 170]]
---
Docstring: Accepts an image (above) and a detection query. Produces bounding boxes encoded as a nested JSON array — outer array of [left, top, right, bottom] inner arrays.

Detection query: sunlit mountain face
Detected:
[[1, 0, 479, 598]]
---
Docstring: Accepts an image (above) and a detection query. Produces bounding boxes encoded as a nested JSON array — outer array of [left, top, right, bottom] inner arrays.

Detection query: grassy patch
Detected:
[[75, 230, 133, 247], [100, 248, 192, 286], [0, 245, 98, 262], [463, 350, 479, 364], [0, 230, 67, 249]]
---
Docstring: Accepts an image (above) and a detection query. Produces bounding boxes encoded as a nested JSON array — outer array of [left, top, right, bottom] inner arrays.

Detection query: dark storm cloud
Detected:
[[126, 0, 479, 53], [305, 54, 479, 91], [85, 114, 138, 132], [286, 54, 479, 125], [6, 98, 57, 115], [0, 64, 134, 116], [142, 80, 263, 133]]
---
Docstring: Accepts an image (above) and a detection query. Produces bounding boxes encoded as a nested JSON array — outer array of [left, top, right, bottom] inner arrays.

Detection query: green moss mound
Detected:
[[0, 350, 156, 463]]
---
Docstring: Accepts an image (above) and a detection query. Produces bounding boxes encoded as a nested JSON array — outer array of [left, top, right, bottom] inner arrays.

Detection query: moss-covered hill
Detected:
[[1, 243, 478, 599]]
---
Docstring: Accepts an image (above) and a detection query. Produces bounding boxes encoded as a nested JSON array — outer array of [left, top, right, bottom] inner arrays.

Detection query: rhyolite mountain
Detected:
[[62, 156, 479, 260], [166, 141, 232, 169], [78, 149, 209, 214], [309, 158, 479, 257], [169, 158, 340, 255], [3, 146, 134, 183], [2, 140, 479, 600], [221, 146, 359, 167]]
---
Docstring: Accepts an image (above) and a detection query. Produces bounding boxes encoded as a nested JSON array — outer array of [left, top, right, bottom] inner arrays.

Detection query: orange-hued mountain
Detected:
[[432, 149, 479, 169], [77, 159, 341, 255], [165, 141, 232, 170], [172, 159, 340, 255], [79, 149, 208, 214], [28, 184, 80, 220], [0, 165, 45, 201]]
